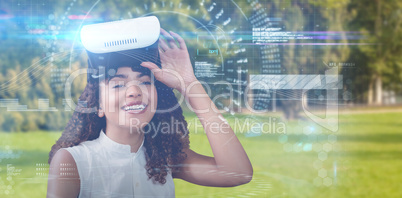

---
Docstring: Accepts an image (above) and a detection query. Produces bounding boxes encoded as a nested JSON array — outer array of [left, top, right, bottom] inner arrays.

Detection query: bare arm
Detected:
[[173, 81, 253, 186], [47, 149, 80, 198], [141, 28, 253, 187]]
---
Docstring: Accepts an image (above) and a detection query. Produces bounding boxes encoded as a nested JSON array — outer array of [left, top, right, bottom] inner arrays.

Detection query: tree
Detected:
[[349, 0, 402, 105]]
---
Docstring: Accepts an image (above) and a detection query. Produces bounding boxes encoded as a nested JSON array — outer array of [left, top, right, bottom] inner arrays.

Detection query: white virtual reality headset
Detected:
[[80, 16, 161, 82], [80, 16, 160, 53]]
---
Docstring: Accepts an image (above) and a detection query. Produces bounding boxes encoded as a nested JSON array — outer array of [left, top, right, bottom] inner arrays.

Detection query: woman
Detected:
[[47, 28, 252, 197]]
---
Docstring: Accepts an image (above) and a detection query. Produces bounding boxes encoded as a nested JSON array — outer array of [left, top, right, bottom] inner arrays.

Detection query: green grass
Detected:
[[0, 111, 401, 197]]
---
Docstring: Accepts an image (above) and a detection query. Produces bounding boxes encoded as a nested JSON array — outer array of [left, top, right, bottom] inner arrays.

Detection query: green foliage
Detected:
[[349, 0, 402, 89], [1, 111, 24, 132], [310, 0, 352, 66]]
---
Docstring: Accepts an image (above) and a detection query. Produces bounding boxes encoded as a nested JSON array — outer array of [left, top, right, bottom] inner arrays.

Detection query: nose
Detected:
[[126, 85, 142, 98]]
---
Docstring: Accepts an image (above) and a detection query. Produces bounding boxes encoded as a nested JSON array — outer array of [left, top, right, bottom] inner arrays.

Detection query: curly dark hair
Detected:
[[48, 47, 190, 184]]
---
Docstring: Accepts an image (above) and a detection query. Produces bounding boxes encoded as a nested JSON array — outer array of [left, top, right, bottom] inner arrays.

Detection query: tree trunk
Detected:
[[281, 90, 302, 120], [368, 78, 374, 105], [373, 0, 383, 106], [375, 75, 382, 105], [302, 92, 308, 109]]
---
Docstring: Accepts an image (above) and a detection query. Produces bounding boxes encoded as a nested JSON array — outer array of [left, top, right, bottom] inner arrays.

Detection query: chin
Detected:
[[125, 115, 152, 129]]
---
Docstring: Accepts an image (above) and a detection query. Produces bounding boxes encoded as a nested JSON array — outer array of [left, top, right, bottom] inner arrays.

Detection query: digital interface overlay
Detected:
[[0, 0, 368, 197]]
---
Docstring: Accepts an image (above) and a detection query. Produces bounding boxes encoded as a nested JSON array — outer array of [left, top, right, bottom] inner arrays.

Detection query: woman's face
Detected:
[[99, 67, 157, 130]]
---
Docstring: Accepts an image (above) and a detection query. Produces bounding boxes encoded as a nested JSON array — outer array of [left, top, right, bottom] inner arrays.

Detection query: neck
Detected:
[[104, 122, 144, 153]]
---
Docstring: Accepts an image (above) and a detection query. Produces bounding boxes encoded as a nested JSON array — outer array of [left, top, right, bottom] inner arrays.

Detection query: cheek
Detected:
[[146, 87, 158, 113], [152, 88, 158, 108], [100, 88, 120, 112], [99, 90, 106, 108]]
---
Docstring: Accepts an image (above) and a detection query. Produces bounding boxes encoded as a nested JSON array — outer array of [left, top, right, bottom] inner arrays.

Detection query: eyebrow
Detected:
[[110, 74, 127, 80], [109, 73, 149, 81]]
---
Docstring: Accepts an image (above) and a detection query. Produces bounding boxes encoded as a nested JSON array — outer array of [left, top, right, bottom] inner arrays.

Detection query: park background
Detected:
[[0, 0, 401, 197]]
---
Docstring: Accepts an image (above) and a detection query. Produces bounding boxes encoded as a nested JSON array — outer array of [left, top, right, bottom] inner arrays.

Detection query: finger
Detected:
[[140, 62, 163, 80], [158, 38, 170, 52], [158, 48, 169, 63], [158, 47, 164, 54], [140, 62, 161, 72], [169, 31, 187, 50], [160, 28, 177, 49], [140, 62, 165, 81]]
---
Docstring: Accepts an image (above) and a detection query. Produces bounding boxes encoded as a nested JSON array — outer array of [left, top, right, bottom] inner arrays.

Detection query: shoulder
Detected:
[[52, 148, 75, 163], [49, 149, 79, 178], [47, 149, 80, 198]]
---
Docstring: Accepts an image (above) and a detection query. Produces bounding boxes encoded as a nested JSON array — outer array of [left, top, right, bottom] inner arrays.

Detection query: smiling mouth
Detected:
[[123, 104, 147, 111]]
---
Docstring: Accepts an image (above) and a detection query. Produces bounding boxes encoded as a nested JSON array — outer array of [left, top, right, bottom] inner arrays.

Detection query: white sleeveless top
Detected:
[[64, 131, 175, 198]]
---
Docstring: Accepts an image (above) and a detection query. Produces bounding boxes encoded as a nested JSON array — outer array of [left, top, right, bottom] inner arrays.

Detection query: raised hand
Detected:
[[142, 30, 253, 188], [140, 28, 197, 93]]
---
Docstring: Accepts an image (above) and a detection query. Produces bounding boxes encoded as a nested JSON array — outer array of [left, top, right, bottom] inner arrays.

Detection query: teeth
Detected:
[[124, 104, 146, 111]]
